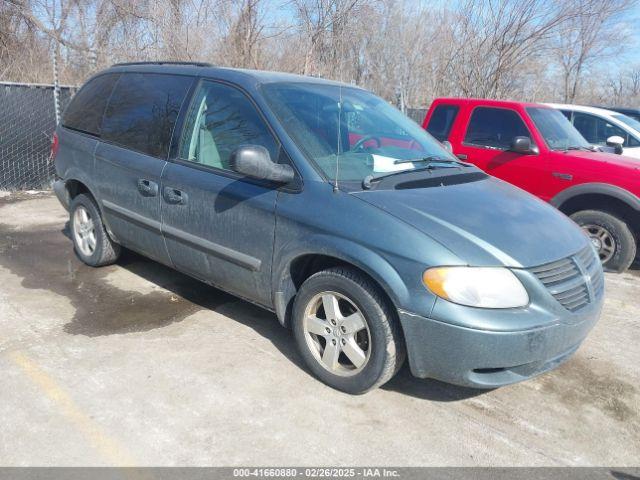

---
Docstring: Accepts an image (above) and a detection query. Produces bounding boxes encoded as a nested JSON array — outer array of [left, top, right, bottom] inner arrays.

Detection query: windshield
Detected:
[[261, 82, 456, 183], [613, 114, 640, 133], [527, 107, 591, 151]]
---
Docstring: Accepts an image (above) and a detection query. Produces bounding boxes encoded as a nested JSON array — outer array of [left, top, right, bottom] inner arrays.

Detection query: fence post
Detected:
[[52, 45, 61, 125]]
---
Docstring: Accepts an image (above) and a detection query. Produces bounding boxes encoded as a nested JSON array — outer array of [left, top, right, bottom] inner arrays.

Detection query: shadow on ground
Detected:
[[630, 258, 640, 277], [382, 365, 486, 401], [0, 217, 488, 401]]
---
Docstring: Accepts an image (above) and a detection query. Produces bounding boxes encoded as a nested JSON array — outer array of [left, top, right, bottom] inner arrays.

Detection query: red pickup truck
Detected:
[[423, 98, 640, 272]]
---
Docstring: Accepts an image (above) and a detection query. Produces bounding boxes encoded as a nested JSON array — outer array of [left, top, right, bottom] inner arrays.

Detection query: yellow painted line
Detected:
[[9, 350, 138, 467]]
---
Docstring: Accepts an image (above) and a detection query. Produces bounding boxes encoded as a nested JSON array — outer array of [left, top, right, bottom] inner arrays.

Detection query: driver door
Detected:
[[455, 106, 549, 199], [160, 80, 283, 306]]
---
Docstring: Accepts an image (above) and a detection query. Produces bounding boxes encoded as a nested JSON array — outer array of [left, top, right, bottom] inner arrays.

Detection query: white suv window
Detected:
[[572, 112, 629, 146]]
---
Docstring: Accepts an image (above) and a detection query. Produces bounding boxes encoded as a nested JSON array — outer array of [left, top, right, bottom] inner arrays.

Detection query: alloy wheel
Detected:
[[73, 205, 97, 257], [302, 291, 371, 377], [582, 224, 616, 264]]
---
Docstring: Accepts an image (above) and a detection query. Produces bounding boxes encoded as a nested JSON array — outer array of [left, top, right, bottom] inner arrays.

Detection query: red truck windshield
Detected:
[[526, 107, 591, 151]]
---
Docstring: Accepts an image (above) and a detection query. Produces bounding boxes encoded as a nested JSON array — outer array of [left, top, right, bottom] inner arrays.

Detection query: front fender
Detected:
[[272, 233, 425, 327]]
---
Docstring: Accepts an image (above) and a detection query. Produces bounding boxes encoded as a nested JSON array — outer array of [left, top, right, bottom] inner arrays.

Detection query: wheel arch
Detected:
[[60, 174, 120, 243], [65, 178, 92, 201], [551, 183, 640, 232], [60, 169, 100, 205], [551, 183, 640, 212], [272, 237, 410, 328]]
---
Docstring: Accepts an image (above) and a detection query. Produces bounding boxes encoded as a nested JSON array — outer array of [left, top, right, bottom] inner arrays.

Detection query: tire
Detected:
[[69, 193, 120, 267], [292, 267, 405, 394], [570, 209, 636, 273]]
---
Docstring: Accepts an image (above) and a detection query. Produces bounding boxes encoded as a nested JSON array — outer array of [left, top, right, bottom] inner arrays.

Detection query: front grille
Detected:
[[530, 246, 603, 312]]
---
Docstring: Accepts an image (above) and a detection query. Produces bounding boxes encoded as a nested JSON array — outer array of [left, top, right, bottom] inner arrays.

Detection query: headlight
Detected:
[[423, 267, 529, 309]]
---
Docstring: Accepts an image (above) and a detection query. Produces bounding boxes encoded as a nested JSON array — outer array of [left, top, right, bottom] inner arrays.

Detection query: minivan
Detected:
[[53, 62, 604, 394]]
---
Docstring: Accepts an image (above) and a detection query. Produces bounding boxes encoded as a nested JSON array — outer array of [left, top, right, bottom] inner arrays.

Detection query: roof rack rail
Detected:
[[111, 61, 213, 67]]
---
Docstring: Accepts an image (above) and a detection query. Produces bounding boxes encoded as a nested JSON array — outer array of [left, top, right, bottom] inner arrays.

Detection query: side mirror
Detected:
[[606, 135, 624, 155], [509, 136, 532, 154], [441, 140, 453, 153], [230, 145, 295, 184]]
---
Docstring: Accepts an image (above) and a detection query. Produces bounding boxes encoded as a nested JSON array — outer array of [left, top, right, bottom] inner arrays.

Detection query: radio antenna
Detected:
[[334, 15, 345, 193]]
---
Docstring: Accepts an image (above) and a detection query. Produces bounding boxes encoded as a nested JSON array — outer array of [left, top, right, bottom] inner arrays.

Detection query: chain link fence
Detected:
[[0, 82, 77, 191]]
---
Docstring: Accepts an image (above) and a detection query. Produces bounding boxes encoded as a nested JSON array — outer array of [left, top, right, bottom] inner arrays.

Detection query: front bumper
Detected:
[[398, 301, 601, 388]]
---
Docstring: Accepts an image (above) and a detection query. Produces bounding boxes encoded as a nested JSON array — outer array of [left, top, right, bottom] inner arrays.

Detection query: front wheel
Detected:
[[292, 267, 405, 394], [570, 209, 636, 272]]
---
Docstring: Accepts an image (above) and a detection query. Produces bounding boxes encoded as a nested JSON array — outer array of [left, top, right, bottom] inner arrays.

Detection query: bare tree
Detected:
[[291, 0, 361, 76], [602, 66, 640, 106], [449, 0, 580, 98], [628, 67, 640, 99], [555, 0, 634, 103], [217, 0, 266, 68]]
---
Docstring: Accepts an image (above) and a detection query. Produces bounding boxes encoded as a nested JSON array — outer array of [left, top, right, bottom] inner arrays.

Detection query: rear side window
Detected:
[[426, 104, 459, 141], [62, 74, 119, 136], [464, 107, 531, 149], [572, 112, 628, 146], [102, 73, 193, 158]]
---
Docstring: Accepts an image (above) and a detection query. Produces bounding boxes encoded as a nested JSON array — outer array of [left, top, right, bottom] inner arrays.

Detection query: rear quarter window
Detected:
[[102, 73, 193, 158], [62, 73, 120, 136], [426, 104, 459, 141]]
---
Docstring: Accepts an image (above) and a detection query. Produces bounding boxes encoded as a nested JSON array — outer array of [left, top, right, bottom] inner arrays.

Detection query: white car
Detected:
[[546, 103, 640, 160]]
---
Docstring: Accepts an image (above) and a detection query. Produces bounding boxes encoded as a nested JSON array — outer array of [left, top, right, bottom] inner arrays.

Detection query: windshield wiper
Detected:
[[393, 156, 468, 166], [362, 164, 446, 190], [361, 157, 471, 190], [564, 145, 591, 151]]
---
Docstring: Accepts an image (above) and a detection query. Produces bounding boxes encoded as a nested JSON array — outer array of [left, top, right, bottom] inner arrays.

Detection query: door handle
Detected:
[[456, 153, 468, 160], [137, 179, 158, 196], [163, 187, 187, 205]]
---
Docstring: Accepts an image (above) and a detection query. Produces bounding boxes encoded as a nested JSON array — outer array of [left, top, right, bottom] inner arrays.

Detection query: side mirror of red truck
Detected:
[[510, 136, 533, 154]]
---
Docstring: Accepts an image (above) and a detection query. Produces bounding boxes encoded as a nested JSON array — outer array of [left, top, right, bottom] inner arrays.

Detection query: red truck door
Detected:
[[440, 105, 552, 200]]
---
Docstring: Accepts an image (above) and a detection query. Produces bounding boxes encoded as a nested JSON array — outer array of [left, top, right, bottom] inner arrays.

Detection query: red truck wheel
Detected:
[[571, 210, 636, 272]]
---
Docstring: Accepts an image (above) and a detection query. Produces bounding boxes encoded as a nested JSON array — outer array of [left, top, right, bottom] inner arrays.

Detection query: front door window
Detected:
[[179, 81, 279, 171], [463, 107, 533, 150]]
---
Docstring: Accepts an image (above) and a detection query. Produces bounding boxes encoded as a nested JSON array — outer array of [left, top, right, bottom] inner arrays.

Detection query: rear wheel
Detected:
[[292, 267, 405, 394], [570, 209, 636, 272], [70, 194, 120, 267]]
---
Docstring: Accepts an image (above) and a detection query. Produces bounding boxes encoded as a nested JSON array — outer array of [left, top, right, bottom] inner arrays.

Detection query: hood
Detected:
[[353, 177, 589, 268], [563, 149, 640, 168]]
